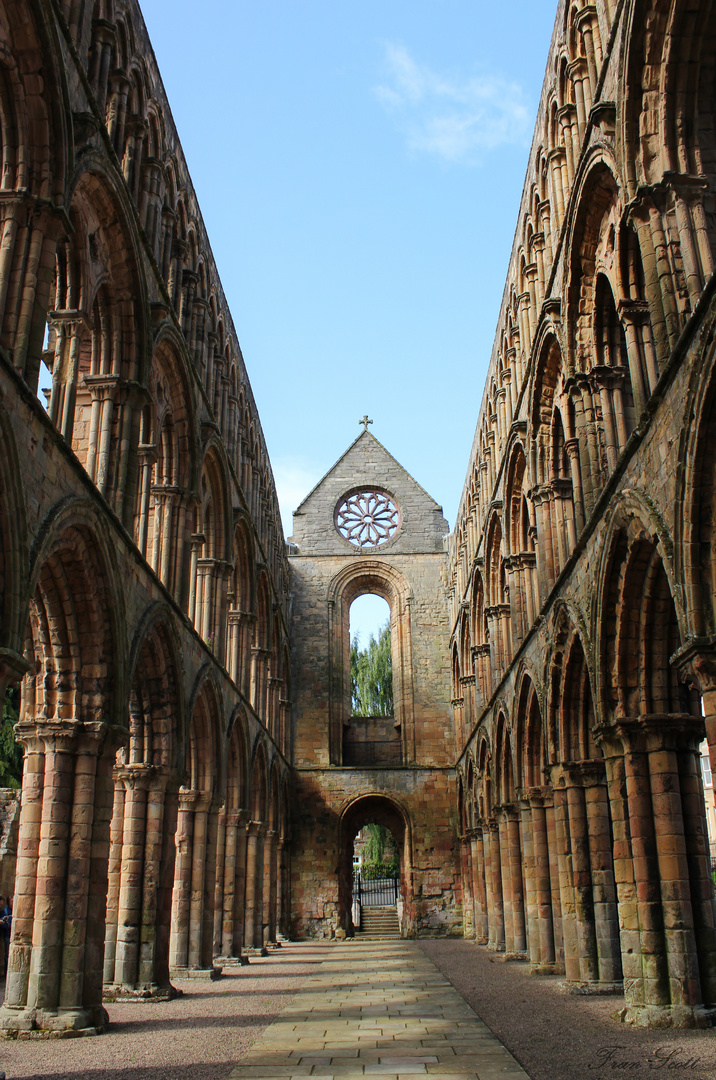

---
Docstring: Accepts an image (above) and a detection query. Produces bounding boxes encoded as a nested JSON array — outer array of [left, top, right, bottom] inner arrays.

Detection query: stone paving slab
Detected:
[[228, 942, 530, 1080]]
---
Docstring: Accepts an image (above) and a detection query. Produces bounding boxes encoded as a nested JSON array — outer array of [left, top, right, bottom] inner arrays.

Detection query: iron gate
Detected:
[[353, 874, 399, 907]]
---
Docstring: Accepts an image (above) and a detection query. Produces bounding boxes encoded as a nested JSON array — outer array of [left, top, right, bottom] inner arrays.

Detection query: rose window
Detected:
[[335, 490, 400, 547]]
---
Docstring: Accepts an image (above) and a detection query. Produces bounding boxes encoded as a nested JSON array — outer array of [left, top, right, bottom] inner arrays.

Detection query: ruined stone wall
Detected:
[[289, 433, 460, 938], [0, 0, 291, 1035], [447, 0, 716, 1028], [291, 769, 460, 939]]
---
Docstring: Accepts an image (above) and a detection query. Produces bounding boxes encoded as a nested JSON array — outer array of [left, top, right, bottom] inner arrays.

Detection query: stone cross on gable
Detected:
[[359, 415, 373, 433]]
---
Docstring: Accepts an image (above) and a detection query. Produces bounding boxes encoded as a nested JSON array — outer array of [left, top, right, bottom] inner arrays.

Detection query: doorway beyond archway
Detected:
[[338, 794, 414, 937]]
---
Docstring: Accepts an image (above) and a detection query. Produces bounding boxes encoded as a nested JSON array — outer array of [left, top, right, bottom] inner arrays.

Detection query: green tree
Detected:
[[361, 824, 399, 879], [0, 685, 22, 789], [350, 620, 393, 716]]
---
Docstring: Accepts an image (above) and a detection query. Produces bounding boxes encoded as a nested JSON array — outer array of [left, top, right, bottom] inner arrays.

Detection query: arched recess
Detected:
[[189, 442, 231, 658], [678, 335, 716, 780], [458, 611, 475, 744], [594, 499, 716, 1021], [451, 641, 464, 749], [0, 1, 69, 389], [337, 793, 413, 937], [104, 607, 183, 996], [485, 513, 511, 684], [326, 560, 414, 767], [2, 504, 125, 1033], [226, 517, 255, 695], [169, 671, 222, 975], [621, 0, 716, 302], [566, 161, 641, 491], [215, 707, 249, 960], [0, 404, 28, 667], [251, 568, 271, 724], [547, 604, 621, 989], [504, 442, 538, 646], [493, 711, 525, 958], [134, 331, 196, 602], [474, 731, 506, 952], [471, 568, 491, 707], [514, 673, 559, 972], [46, 162, 148, 529]]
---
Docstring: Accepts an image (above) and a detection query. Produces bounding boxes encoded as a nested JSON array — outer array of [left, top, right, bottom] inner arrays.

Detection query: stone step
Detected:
[[360, 906, 400, 936]]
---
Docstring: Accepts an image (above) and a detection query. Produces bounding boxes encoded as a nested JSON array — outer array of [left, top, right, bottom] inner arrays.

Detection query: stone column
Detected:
[[244, 821, 267, 954], [553, 758, 622, 990], [460, 834, 474, 938], [264, 829, 279, 946], [545, 796, 564, 971], [470, 828, 488, 943], [169, 789, 196, 972], [597, 716, 716, 1025], [187, 533, 205, 628], [497, 805, 526, 959], [220, 809, 245, 959], [107, 764, 175, 997], [212, 807, 227, 958], [276, 834, 289, 940], [0, 719, 123, 1036], [485, 820, 505, 952], [551, 776, 579, 983], [235, 812, 251, 957], [187, 797, 215, 972], [518, 792, 538, 966], [102, 769, 126, 987], [451, 697, 465, 749], [528, 789, 557, 972]]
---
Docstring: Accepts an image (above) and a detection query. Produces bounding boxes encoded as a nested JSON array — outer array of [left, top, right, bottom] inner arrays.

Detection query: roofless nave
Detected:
[[0, 0, 714, 1038]]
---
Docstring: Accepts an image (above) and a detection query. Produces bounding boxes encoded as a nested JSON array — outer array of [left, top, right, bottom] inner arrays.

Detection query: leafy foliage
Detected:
[[350, 620, 393, 716], [361, 824, 399, 879], [0, 686, 22, 789]]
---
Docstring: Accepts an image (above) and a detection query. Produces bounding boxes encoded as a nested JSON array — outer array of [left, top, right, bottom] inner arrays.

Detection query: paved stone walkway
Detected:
[[228, 941, 530, 1080]]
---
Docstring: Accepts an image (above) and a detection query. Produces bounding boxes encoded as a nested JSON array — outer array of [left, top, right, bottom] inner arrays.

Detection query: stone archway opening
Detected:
[[338, 794, 414, 938], [347, 593, 396, 766]]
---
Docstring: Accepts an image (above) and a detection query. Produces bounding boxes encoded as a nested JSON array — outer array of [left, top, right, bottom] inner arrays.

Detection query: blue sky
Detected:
[[141, 1, 556, 536]]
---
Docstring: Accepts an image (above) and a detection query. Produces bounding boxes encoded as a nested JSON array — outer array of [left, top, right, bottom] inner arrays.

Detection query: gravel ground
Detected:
[[419, 939, 716, 1080], [0, 944, 323, 1080]]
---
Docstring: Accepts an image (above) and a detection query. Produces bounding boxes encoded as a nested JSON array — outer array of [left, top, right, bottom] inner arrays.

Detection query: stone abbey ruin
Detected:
[[0, 0, 715, 1038]]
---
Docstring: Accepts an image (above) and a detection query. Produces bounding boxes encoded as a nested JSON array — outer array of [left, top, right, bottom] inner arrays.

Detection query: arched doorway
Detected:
[[338, 794, 414, 937]]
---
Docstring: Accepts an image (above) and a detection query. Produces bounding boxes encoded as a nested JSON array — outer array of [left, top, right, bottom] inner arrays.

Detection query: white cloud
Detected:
[[272, 457, 323, 539], [374, 43, 530, 164]]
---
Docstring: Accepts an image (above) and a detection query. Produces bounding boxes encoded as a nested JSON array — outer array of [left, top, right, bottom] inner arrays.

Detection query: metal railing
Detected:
[[353, 874, 400, 907], [343, 740, 402, 767]]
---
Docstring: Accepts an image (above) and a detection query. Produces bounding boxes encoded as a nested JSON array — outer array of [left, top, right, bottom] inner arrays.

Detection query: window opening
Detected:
[[344, 594, 400, 766]]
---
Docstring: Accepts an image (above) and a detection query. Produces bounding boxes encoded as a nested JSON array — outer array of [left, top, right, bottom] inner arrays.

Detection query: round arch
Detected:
[[337, 792, 414, 938], [326, 560, 415, 767]]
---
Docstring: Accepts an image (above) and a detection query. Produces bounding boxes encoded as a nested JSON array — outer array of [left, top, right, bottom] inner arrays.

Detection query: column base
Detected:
[[559, 979, 623, 995], [243, 946, 268, 957], [617, 1003, 716, 1028], [0, 1003, 108, 1037], [495, 951, 528, 963], [215, 954, 251, 966], [169, 965, 223, 980], [528, 962, 558, 975], [103, 982, 181, 1002]]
